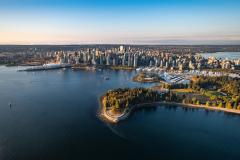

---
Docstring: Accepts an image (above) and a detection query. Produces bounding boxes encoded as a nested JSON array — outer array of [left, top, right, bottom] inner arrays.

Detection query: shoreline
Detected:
[[99, 96, 129, 123], [99, 100, 240, 123]]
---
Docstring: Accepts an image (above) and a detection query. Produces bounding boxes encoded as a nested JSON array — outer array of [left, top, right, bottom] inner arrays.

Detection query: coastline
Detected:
[[99, 96, 129, 123], [99, 100, 240, 123]]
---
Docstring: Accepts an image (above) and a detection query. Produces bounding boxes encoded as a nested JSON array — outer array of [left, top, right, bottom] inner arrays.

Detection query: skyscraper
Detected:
[[128, 53, 131, 67], [134, 54, 138, 68], [99, 54, 103, 65], [113, 58, 116, 66], [122, 53, 127, 66], [119, 45, 124, 53], [92, 52, 96, 65], [106, 54, 110, 65]]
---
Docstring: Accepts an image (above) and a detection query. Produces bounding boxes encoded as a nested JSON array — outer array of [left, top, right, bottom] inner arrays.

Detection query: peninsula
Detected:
[[100, 75, 240, 123], [100, 88, 163, 123]]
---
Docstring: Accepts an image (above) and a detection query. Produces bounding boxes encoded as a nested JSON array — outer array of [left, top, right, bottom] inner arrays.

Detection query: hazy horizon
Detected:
[[1, 0, 240, 45]]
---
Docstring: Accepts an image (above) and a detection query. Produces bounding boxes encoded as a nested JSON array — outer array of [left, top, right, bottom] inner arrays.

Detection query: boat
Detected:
[[104, 76, 110, 80], [18, 63, 72, 71]]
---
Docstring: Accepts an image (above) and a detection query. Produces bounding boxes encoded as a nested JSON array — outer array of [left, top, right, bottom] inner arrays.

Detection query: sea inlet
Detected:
[[0, 66, 240, 160]]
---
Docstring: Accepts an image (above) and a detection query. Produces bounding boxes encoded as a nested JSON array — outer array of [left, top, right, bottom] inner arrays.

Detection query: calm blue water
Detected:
[[0, 66, 240, 160], [200, 52, 240, 60]]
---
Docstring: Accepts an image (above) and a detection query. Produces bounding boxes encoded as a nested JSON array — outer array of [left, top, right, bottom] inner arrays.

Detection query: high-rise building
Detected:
[[179, 63, 184, 71], [99, 54, 103, 65], [149, 60, 153, 67], [122, 53, 127, 66], [92, 53, 96, 65], [128, 54, 132, 67], [113, 58, 116, 66], [160, 60, 163, 68], [165, 61, 168, 68], [155, 58, 159, 67], [106, 54, 110, 65], [75, 57, 80, 64], [95, 48, 99, 57], [83, 53, 87, 63], [119, 45, 124, 53], [133, 54, 138, 68]]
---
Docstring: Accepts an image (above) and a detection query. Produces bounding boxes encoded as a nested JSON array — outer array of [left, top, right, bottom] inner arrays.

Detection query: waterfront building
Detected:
[[92, 52, 96, 65], [113, 58, 116, 66], [75, 57, 80, 64]]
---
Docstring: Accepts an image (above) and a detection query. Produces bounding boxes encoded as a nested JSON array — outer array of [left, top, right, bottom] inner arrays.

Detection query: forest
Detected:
[[102, 88, 163, 113], [167, 76, 240, 109]]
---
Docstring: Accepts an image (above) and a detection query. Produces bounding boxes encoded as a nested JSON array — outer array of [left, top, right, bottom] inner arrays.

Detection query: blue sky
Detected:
[[1, 0, 240, 44]]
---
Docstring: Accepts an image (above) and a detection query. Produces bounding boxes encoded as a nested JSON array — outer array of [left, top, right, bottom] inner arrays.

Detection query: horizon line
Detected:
[[1, 43, 240, 46]]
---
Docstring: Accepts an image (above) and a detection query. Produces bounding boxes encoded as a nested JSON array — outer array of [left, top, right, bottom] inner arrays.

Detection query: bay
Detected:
[[0, 66, 240, 160]]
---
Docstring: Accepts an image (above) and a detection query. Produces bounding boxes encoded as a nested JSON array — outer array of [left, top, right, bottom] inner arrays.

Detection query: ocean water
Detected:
[[200, 52, 240, 60], [0, 66, 240, 160]]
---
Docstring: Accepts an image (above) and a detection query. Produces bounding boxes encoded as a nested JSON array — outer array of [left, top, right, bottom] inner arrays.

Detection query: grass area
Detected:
[[172, 88, 194, 93], [205, 91, 223, 96]]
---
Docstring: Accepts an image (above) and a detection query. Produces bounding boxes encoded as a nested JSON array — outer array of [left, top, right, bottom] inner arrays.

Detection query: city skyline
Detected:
[[1, 0, 240, 45]]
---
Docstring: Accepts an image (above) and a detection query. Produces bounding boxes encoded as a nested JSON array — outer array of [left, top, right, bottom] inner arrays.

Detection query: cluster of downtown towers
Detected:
[[55, 46, 239, 70]]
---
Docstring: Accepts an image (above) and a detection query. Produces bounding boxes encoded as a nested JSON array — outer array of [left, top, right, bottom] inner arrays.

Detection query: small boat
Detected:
[[104, 76, 110, 80]]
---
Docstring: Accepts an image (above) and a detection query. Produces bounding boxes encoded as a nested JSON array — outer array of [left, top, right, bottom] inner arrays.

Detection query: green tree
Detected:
[[196, 100, 200, 105], [192, 97, 197, 104], [103, 97, 107, 109], [206, 101, 210, 106], [233, 102, 238, 109], [125, 100, 129, 108], [226, 102, 232, 109], [115, 100, 120, 110], [218, 102, 223, 108], [237, 105, 240, 110], [212, 101, 217, 107]]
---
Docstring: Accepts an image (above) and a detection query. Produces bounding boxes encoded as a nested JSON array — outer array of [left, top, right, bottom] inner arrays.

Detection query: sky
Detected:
[[0, 0, 240, 45]]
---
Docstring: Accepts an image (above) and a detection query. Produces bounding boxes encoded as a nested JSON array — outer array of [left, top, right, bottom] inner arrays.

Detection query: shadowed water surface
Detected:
[[0, 66, 240, 160]]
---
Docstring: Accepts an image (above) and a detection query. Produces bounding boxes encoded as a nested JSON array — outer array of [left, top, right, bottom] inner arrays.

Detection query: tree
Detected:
[[115, 100, 120, 110], [206, 101, 210, 106], [125, 100, 129, 109], [192, 97, 197, 104], [196, 100, 200, 105], [103, 97, 107, 109], [237, 105, 240, 110], [226, 102, 232, 109], [210, 95, 216, 101], [212, 101, 217, 107], [218, 102, 223, 108], [233, 102, 237, 109]]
